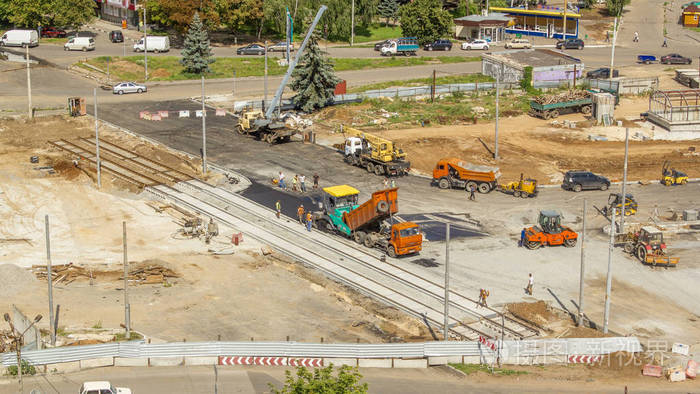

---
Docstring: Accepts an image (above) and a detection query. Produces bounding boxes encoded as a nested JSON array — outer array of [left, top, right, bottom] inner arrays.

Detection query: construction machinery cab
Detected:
[[603, 193, 638, 216], [639, 226, 664, 247], [661, 161, 688, 186], [538, 210, 563, 234], [236, 109, 264, 133]]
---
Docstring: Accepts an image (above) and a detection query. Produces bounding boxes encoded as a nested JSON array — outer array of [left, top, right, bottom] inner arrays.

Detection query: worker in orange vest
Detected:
[[297, 204, 305, 224], [305, 212, 313, 232], [478, 288, 490, 308]]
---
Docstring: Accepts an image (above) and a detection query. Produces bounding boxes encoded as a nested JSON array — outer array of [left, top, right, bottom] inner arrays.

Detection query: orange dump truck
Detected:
[[312, 185, 422, 257], [432, 158, 501, 193]]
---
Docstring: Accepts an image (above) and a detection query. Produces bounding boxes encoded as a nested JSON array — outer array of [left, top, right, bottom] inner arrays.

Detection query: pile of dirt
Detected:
[[589, 351, 651, 377], [562, 326, 613, 338], [0, 264, 40, 298], [48, 157, 85, 181], [507, 301, 558, 329]]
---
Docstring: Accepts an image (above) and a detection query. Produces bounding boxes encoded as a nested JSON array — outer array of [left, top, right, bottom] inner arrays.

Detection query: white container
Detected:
[[64, 36, 95, 51], [0, 30, 39, 47], [673, 343, 690, 356], [133, 36, 170, 53]]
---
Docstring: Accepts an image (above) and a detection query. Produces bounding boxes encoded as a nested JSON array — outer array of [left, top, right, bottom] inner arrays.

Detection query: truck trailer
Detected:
[[432, 158, 501, 193], [309, 185, 422, 257]]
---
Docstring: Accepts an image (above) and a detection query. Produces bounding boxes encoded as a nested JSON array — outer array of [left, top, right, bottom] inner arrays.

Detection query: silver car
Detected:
[[267, 41, 295, 52], [113, 82, 147, 95]]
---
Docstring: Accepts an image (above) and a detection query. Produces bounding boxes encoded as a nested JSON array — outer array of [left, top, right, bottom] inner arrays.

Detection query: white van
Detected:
[[133, 36, 169, 53], [0, 30, 39, 47], [64, 36, 95, 51]]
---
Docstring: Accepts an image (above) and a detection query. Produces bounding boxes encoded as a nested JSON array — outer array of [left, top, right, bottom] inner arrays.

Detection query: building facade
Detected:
[[454, 13, 513, 42], [682, 5, 700, 27], [490, 6, 580, 39], [97, 0, 140, 28], [482, 49, 583, 84]]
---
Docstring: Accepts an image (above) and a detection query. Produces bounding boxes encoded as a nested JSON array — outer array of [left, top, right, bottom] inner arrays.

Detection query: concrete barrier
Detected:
[[392, 358, 428, 368], [114, 357, 149, 367], [323, 358, 357, 367], [185, 356, 219, 366], [79, 357, 114, 369], [462, 356, 481, 364], [358, 358, 392, 368], [533, 355, 567, 365], [428, 356, 463, 365], [149, 357, 183, 366], [46, 361, 81, 373]]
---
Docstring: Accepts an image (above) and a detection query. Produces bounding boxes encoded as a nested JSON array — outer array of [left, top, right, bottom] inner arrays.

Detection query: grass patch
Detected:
[[352, 24, 403, 43], [449, 363, 529, 376], [691, 27, 700, 32], [349, 73, 492, 92], [41, 37, 68, 44], [79, 55, 477, 82], [92, 320, 102, 329], [114, 331, 144, 341]]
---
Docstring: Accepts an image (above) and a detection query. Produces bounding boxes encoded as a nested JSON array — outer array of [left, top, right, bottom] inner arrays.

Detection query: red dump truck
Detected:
[[311, 185, 423, 257], [432, 158, 501, 193]]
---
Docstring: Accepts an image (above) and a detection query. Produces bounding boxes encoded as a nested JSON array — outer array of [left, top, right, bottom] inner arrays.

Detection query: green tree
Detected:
[[146, 0, 220, 32], [605, 0, 629, 16], [48, 0, 96, 29], [218, 0, 264, 34], [290, 31, 341, 112], [399, 0, 452, 44], [6, 0, 51, 28], [6, 0, 95, 28], [180, 13, 214, 74], [269, 365, 368, 394], [377, 0, 399, 25]]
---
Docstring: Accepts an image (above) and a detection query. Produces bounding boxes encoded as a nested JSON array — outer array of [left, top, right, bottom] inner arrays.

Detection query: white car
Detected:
[[461, 40, 489, 50], [113, 82, 147, 95], [80, 381, 131, 394]]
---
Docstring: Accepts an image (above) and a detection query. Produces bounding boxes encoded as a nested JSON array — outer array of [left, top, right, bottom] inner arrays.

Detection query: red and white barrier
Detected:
[[219, 356, 287, 366], [215, 108, 226, 116], [642, 364, 663, 377], [139, 111, 150, 119], [478, 336, 497, 351], [567, 355, 601, 364], [158, 110, 169, 118], [288, 358, 323, 367], [179, 110, 190, 118]]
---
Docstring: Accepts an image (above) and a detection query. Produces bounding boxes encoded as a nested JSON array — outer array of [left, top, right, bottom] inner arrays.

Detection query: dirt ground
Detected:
[[315, 95, 699, 184], [0, 116, 428, 343]]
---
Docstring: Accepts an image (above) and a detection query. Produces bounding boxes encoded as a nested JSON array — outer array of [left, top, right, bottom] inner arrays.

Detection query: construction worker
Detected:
[[292, 175, 299, 192], [313, 173, 320, 190], [390, 178, 396, 188], [275, 200, 281, 219], [383, 178, 389, 189], [478, 288, 489, 308], [520, 228, 526, 247], [468, 184, 476, 201], [526, 273, 534, 295], [633, 31, 639, 42], [278, 172, 286, 189], [297, 204, 305, 224], [662, 38, 668, 47], [305, 212, 313, 232], [299, 174, 307, 192]]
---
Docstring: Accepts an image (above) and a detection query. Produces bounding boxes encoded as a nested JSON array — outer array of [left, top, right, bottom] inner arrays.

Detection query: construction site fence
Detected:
[[1, 337, 641, 367]]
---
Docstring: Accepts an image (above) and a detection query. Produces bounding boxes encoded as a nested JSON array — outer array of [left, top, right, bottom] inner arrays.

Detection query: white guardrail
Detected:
[[1, 338, 641, 367]]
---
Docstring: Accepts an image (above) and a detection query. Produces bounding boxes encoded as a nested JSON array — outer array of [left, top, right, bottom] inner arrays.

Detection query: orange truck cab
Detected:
[[388, 222, 422, 257], [432, 158, 500, 193]]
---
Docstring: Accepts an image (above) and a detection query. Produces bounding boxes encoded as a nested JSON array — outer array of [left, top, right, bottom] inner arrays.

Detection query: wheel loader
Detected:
[[661, 161, 688, 186], [498, 174, 538, 198], [601, 193, 637, 217], [615, 226, 678, 267], [524, 210, 578, 249]]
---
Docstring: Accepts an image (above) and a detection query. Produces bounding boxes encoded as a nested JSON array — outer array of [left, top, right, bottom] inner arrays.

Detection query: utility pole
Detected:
[[45, 215, 55, 346], [431, 70, 436, 103], [143, 6, 148, 80], [123, 221, 130, 340], [232, 70, 236, 100], [351, 0, 355, 46], [26, 45, 32, 119], [286, 8, 291, 64], [94, 88, 101, 189], [609, 17, 618, 81], [603, 207, 616, 334], [494, 73, 500, 160], [264, 40, 268, 111], [577, 199, 586, 327], [443, 223, 450, 341], [201, 75, 207, 174], [562, 0, 568, 40], [619, 128, 629, 234]]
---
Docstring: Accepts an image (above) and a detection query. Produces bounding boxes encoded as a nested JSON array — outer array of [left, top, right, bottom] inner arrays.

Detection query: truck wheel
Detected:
[[520, 192, 528, 198], [354, 231, 366, 244], [438, 178, 450, 189], [549, 110, 559, 118], [364, 236, 375, 248], [377, 200, 389, 213], [623, 242, 634, 254], [513, 190, 521, 198], [374, 166, 384, 176], [543, 111, 552, 120], [581, 105, 592, 115], [477, 183, 490, 194], [636, 245, 647, 262], [466, 181, 477, 192], [236, 124, 246, 134], [266, 134, 276, 144], [386, 245, 397, 258], [366, 162, 375, 173]]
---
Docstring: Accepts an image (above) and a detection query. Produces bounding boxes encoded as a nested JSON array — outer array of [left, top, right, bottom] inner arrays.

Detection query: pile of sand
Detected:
[[0, 264, 40, 297]]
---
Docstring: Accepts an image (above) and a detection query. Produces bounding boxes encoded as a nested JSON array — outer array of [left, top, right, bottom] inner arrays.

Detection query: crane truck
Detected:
[[309, 185, 422, 257], [234, 6, 327, 144], [343, 126, 411, 176]]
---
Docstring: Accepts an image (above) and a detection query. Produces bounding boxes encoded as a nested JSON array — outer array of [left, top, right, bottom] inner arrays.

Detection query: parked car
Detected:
[[660, 53, 691, 64], [637, 55, 657, 64], [562, 170, 610, 192], [461, 39, 489, 50], [41, 27, 66, 38], [423, 39, 452, 51], [556, 38, 584, 50], [109, 30, 124, 43], [237, 43, 266, 55], [586, 67, 619, 79], [0, 30, 39, 47], [133, 36, 170, 52], [374, 39, 394, 51], [504, 38, 531, 49], [80, 381, 131, 394], [113, 82, 147, 95], [64, 36, 95, 51], [267, 41, 295, 52]]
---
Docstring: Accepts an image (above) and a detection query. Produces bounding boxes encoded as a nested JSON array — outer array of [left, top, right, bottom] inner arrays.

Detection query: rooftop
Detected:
[[485, 49, 582, 67], [454, 13, 513, 23]]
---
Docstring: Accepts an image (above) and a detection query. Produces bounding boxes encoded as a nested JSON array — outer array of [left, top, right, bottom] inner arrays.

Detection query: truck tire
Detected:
[[364, 235, 375, 248], [623, 242, 634, 254], [236, 124, 246, 134], [513, 190, 521, 197], [581, 105, 592, 115], [374, 165, 384, 176], [366, 162, 375, 173], [636, 245, 647, 262], [377, 200, 389, 213], [438, 178, 450, 189], [386, 245, 397, 258], [354, 231, 366, 244], [549, 109, 559, 118], [466, 181, 477, 192], [477, 183, 490, 194]]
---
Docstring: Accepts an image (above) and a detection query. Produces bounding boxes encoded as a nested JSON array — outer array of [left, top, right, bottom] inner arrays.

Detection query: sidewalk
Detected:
[[86, 18, 145, 42]]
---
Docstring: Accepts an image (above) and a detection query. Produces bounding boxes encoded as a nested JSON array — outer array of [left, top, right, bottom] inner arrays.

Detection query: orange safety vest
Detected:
[[306, 212, 313, 222], [298, 206, 304, 216]]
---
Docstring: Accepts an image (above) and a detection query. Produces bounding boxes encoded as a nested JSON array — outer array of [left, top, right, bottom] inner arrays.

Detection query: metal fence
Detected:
[[1, 337, 641, 366]]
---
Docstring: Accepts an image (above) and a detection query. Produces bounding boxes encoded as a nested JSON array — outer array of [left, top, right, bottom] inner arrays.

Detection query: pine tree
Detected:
[[377, 0, 399, 26], [180, 12, 214, 74], [290, 32, 341, 113]]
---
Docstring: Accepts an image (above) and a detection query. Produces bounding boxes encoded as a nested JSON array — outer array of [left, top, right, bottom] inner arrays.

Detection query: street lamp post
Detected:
[[4, 313, 42, 394]]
